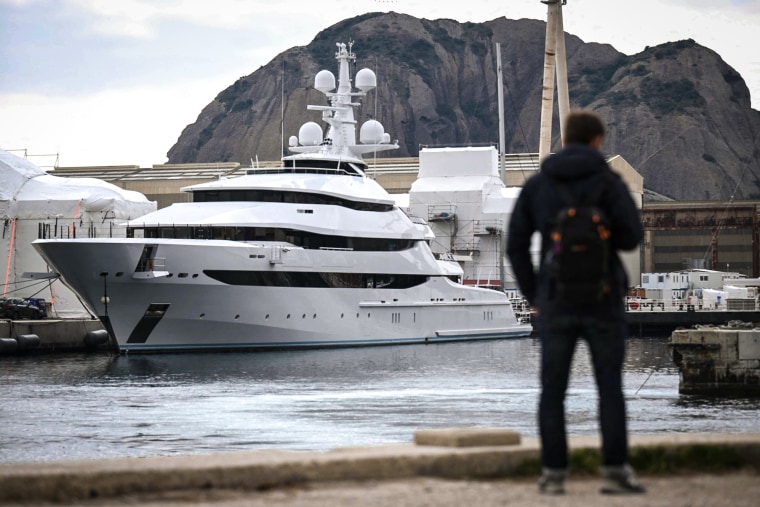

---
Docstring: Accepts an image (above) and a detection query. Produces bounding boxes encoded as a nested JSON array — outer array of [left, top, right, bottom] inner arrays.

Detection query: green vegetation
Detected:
[[436, 103, 457, 122], [462, 22, 492, 39], [640, 76, 706, 114], [630, 445, 747, 474], [422, 21, 465, 54], [469, 41, 488, 57], [606, 90, 640, 108], [217, 78, 249, 112], [631, 65, 649, 77], [723, 69, 742, 85], [462, 100, 494, 128], [230, 99, 253, 113], [510, 444, 750, 477], [570, 56, 627, 106], [196, 114, 225, 152], [651, 39, 697, 60], [308, 13, 389, 68]]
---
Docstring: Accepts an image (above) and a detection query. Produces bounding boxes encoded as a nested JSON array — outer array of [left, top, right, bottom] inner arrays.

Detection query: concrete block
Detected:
[[738, 331, 760, 360], [414, 428, 521, 447]]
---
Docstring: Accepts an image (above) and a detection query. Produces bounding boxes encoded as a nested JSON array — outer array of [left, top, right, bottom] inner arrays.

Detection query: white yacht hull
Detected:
[[33, 239, 531, 352]]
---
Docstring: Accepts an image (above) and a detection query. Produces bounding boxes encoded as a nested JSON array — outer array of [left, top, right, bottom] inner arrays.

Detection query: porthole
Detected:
[[312, 314, 317, 319], [234, 314, 240, 320], [341, 313, 344, 318], [302, 314, 306, 319], [265, 314, 270, 319], [287, 314, 291, 319], [192, 274, 199, 278], [115, 272, 124, 277], [199, 313, 205, 319]]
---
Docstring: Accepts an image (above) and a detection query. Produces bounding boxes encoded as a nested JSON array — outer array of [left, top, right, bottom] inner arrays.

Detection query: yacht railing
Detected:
[[245, 166, 362, 177], [625, 296, 759, 312]]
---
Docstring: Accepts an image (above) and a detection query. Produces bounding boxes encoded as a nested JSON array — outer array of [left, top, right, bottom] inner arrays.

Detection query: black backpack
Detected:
[[548, 174, 613, 306]]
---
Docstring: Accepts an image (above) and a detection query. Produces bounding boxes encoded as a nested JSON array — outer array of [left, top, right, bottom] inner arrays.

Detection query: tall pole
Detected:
[[538, 0, 564, 161], [496, 42, 506, 183], [280, 61, 285, 159], [555, 2, 570, 141]]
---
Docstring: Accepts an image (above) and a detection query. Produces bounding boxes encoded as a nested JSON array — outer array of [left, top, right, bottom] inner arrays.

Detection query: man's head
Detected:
[[563, 110, 605, 149]]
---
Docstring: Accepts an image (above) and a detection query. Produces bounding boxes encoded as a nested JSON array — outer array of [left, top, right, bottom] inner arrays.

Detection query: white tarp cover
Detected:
[[702, 288, 729, 307], [1, 149, 156, 317], [1, 149, 154, 218]]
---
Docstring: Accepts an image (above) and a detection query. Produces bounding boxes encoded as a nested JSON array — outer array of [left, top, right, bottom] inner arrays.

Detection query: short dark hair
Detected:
[[563, 110, 606, 145]]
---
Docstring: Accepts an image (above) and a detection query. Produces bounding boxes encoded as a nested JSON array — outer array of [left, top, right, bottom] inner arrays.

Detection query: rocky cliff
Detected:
[[166, 13, 760, 201]]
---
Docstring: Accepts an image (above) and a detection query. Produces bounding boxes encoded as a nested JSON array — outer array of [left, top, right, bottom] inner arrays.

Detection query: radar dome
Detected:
[[288, 135, 298, 147], [298, 122, 323, 146], [360, 120, 384, 144], [355, 68, 376, 91], [315, 70, 335, 93]]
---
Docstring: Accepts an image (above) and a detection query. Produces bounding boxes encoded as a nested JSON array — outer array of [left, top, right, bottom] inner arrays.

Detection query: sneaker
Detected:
[[600, 464, 646, 495], [538, 468, 566, 495]]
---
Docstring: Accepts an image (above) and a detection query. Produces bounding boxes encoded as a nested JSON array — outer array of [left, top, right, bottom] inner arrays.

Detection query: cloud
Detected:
[[2, 0, 758, 168], [0, 77, 227, 167], [64, 0, 348, 39]]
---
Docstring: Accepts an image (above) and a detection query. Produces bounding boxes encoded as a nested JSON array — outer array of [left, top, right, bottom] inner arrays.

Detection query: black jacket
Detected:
[[506, 144, 644, 318]]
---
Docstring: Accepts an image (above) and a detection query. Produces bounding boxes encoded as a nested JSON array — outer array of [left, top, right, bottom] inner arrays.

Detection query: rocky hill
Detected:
[[166, 13, 760, 201]]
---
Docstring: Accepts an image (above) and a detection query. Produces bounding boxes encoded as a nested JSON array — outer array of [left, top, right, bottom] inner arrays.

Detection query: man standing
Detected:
[[507, 111, 645, 495]]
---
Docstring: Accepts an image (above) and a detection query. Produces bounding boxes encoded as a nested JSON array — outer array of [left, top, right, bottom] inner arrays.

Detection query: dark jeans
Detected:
[[537, 313, 628, 469]]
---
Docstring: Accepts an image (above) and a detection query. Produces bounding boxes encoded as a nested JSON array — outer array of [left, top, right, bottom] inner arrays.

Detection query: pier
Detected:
[[669, 324, 760, 394], [626, 307, 760, 335]]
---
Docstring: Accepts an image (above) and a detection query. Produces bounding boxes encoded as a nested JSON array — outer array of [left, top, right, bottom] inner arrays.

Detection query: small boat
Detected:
[[33, 42, 531, 353]]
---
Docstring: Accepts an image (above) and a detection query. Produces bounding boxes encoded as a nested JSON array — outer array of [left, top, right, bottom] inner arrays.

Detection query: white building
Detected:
[[408, 147, 528, 296], [406, 146, 643, 299], [639, 268, 748, 302], [1, 149, 155, 317]]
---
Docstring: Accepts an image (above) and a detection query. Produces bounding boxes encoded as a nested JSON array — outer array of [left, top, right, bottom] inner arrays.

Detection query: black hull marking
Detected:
[[126, 304, 171, 344]]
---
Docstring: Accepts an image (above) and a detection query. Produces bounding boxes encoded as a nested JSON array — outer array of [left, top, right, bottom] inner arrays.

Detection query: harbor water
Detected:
[[2, 337, 759, 464]]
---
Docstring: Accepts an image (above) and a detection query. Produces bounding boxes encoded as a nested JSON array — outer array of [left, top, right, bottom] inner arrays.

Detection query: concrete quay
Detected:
[[1, 431, 758, 506], [0, 318, 109, 353], [669, 326, 760, 394]]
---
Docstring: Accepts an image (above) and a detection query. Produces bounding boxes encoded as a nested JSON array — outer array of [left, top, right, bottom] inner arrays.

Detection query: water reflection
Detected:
[[1, 337, 758, 464]]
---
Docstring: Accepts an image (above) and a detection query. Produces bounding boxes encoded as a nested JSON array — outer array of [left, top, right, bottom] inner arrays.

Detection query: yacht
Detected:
[[33, 42, 531, 352]]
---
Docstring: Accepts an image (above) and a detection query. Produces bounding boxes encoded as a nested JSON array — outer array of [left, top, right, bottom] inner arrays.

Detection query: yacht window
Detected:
[[127, 225, 417, 252], [204, 270, 428, 289], [191, 189, 393, 212]]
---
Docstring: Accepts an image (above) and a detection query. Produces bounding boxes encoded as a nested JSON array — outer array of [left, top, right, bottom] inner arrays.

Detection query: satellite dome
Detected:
[[298, 122, 323, 146], [288, 135, 298, 147], [360, 120, 384, 144], [355, 68, 376, 91], [315, 70, 336, 93]]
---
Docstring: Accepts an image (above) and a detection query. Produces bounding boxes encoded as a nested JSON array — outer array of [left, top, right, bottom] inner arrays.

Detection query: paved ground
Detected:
[[11, 472, 758, 507], [2, 432, 760, 506]]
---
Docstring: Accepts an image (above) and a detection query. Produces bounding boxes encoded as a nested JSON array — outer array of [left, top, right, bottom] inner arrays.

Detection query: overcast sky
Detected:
[[2, 0, 759, 168]]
